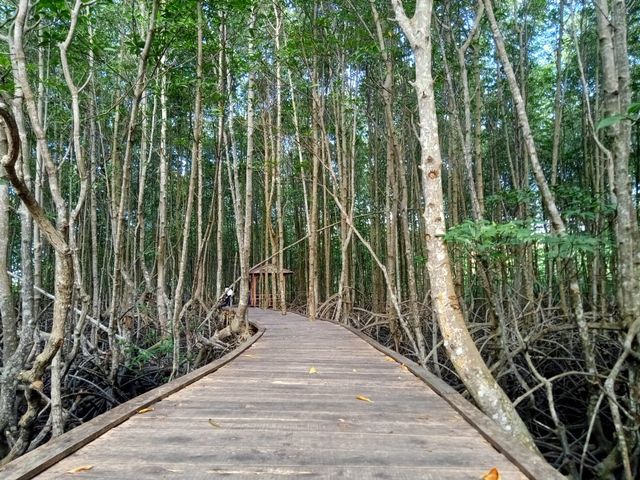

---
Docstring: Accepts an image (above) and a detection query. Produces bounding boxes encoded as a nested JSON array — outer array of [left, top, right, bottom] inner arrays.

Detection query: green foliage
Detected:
[[485, 188, 538, 209], [446, 220, 541, 257], [124, 337, 173, 369], [446, 219, 602, 260], [597, 102, 640, 129], [552, 185, 616, 223], [0, 53, 14, 96]]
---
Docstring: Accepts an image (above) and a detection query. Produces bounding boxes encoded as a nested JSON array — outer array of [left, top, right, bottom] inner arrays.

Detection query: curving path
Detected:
[[7, 309, 561, 479]]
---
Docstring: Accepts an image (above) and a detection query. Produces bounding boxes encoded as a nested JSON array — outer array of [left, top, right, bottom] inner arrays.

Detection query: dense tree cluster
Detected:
[[0, 0, 638, 477]]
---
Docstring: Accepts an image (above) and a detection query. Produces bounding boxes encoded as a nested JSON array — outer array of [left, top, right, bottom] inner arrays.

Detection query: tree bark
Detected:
[[391, 0, 539, 454]]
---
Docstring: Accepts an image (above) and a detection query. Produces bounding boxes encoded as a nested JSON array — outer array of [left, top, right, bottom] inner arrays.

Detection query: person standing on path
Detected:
[[225, 286, 234, 307]]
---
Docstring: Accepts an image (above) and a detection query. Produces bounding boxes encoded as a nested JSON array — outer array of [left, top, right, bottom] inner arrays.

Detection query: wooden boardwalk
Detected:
[[4, 309, 561, 479]]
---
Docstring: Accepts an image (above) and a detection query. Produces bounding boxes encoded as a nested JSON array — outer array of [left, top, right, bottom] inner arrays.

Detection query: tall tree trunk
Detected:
[[273, 1, 286, 314], [550, 0, 564, 186], [108, 0, 158, 381], [157, 51, 169, 336], [391, 0, 539, 454], [594, 0, 638, 476], [227, 7, 256, 332], [308, 38, 320, 321]]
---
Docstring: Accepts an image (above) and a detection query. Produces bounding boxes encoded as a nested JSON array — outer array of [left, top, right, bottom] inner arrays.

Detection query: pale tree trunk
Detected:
[[288, 70, 310, 231], [215, 14, 226, 300], [308, 51, 320, 321], [391, 0, 539, 454], [52, 0, 92, 435], [10, 92, 35, 366], [0, 0, 75, 461], [594, 0, 638, 476], [438, 6, 509, 348], [227, 7, 256, 332], [550, 0, 564, 186], [331, 67, 356, 324], [33, 25, 46, 317], [273, 1, 286, 314], [0, 120, 17, 366], [264, 112, 276, 308], [0, 106, 73, 465], [109, 43, 123, 236], [157, 53, 169, 336], [473, 46, 484, 216], [169, 0, 202, 378], [0, 127, 19, 445], [193, 1, 205, 300], [88, 12, 100, 344], [135, 90, 155, 293], [323, 164, 331, 302], [370, 1, 423, 352], [108, 0, 158, 381]]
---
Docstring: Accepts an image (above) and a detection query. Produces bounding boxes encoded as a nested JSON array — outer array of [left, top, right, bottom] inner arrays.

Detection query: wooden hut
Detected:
[[249, 264, 294, 308]]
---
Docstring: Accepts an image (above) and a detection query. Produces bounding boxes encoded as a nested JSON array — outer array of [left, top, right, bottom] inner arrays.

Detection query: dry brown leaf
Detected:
[[137, 407, 154, 414], [309, 367, 317, 374], [356, 395, 373, 403], [67, 465, 93, 474], [30, 380, 44, 391], [480, 467, 501, 480], [244, 355, 260, 358], [401, 364, 408, 371], [385, 356, 395, 362], [208, 419, 223, 428]]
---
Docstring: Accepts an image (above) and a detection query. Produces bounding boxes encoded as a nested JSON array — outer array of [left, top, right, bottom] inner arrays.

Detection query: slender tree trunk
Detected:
[[273, 1, 286, 314], [308, 44, 320, 321], [550, 0, 564, 186], [108, 0, 158, 381], [391, 0, 539, 453], [157, 52, 169, 336]]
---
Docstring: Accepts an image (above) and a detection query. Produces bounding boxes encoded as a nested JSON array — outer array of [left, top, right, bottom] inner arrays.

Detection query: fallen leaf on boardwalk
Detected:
[[356, 395, 373, 403], [339, 418, 345, 422], [309, 367, 317, 374], [137, 407, 154, 414], [480, 467, 501, 480], [67, 465, 93, 473], [352, 369, 357, 373], [401, 364, 408, 371], [385, 356, 395, 362], [244, 355, 260, 358], [208, 419, 223, 428]]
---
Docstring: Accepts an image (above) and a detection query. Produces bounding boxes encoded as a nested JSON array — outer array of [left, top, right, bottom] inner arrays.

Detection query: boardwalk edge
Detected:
[[316, 315, 565, 480], [0, 322, 265, 480]]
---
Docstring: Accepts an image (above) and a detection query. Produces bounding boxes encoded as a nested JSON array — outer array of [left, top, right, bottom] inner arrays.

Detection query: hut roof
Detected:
[[249, 264, 294, 276]]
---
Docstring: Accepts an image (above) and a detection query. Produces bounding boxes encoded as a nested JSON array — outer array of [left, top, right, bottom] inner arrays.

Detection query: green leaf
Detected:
[[627, 103, 640, 115], [597, 115, 628, 129]]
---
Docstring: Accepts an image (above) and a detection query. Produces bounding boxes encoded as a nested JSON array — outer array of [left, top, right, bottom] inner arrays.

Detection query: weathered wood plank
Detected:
[[318, 316, 565, 480], [0, 324, 265, 480], [35, 463, 524, 480]]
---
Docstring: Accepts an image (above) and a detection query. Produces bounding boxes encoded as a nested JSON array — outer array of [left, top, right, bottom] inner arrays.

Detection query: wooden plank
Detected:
[[19, 309, 548, 480], [0, 324, 265, 480], [317, 316, 565, 480], [35, 463, 526, 480], [44, 443, 521, 469]]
